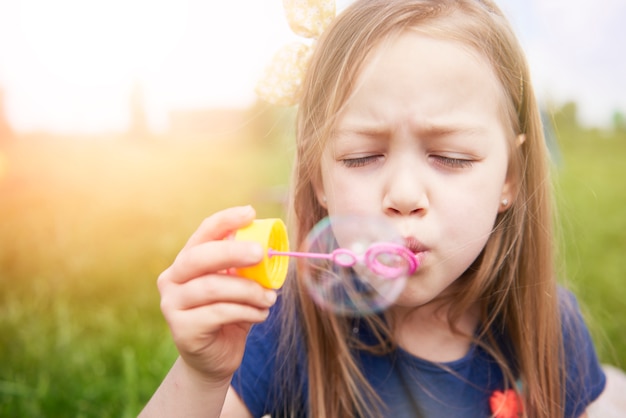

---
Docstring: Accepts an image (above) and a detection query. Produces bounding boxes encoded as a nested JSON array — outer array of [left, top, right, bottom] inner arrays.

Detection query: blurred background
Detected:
[[0, 0, 624, 416]]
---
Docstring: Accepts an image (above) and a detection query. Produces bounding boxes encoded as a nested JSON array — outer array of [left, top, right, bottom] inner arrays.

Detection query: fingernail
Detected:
[[239, 205, 254, 217], [248, 242, 264, 259]]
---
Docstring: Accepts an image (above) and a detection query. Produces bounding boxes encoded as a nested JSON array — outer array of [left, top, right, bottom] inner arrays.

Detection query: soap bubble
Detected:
[[299, 215, 412, 316]]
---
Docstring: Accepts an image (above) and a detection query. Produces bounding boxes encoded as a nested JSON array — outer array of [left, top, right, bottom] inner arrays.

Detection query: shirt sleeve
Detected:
[[560, 288, 607, 418]]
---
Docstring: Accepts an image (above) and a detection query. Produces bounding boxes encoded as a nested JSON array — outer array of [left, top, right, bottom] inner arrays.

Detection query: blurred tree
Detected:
[[552, 101, 580, 132], [612, 110, 626, 135], [0, 86, 14, 144], [128, 81, 150, 141]]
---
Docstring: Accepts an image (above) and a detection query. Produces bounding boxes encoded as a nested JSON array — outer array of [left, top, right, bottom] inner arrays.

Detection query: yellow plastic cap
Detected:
[[234, 218, 290, 289]]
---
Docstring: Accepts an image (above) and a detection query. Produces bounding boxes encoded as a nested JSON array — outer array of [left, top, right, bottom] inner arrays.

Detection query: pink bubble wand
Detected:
[[234, 218, 419, 290], [267, 242, 419, 280]]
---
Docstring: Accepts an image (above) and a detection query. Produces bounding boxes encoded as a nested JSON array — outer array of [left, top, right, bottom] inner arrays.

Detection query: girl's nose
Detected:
[[382, 159, 429, 217]]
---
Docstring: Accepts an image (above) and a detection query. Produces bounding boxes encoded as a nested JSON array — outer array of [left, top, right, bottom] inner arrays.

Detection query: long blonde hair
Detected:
[[276, 1, 563, 417]]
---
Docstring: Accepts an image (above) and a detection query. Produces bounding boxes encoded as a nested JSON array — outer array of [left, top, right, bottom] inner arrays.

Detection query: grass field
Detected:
[[0, 123, 624, 416], [553, 127, 626, 367]]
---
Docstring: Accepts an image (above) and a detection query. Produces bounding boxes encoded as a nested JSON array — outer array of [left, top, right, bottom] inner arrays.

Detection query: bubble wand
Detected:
[[235, 219, 419, 289]]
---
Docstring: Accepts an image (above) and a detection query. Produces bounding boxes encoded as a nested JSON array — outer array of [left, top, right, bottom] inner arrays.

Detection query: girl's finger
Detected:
[[160, 273, 277, 312], [164, 239, 264, 284], [184, 206, 256, 249], [166, 302, 272, 344]]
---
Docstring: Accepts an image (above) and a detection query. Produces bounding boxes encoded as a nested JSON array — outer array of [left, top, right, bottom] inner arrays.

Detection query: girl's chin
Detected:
[[389, 278, 457, 312], [389, 290, 437, 311]]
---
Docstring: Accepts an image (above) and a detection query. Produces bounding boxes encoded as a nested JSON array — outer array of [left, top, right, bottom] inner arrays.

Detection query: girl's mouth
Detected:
[[404, 236, 427, 254], [403, 236, 428, 268]]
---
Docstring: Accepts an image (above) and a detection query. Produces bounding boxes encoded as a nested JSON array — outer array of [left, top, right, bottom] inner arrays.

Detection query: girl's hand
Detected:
[[156, 206, 277, 386]]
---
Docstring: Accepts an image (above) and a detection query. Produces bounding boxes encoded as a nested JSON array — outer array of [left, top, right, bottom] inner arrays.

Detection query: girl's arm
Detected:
[[139, 206, 275, 417], [139, 358, 251, 418], [139, 357, 233, 418]]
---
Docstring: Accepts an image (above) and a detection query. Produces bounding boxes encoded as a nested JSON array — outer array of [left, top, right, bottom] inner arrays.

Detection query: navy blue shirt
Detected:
[[232, 289, 606, 417]]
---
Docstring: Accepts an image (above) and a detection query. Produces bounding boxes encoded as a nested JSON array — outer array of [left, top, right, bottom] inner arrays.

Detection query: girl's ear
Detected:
[[498, 133, 526, 213], [313, 179, 328, 209], [499, 180, 512, 213], [500, 169, 524, 211], [316, 189, 328, 209]]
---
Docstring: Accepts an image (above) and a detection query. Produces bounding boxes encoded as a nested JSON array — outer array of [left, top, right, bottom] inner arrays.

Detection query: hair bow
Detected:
[[256, 0, 336, 106]]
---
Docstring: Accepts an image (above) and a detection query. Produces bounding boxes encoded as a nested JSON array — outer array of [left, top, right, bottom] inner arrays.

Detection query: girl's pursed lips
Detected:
[[403, 236, 428, 271], [403, 236, 428, 253]]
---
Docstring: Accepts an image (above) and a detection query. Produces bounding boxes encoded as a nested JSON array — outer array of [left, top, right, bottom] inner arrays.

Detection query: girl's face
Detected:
[[316, 31, 515, 309]]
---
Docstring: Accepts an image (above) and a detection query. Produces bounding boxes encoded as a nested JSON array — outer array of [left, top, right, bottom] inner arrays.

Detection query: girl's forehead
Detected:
[[332, 31, 510, 132], [358, 28, 500, 88]]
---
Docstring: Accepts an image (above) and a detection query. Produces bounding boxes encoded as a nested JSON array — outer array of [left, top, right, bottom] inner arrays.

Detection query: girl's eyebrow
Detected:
[[334, 121, 485, 140], [333, 122, 388, 138], [335, 130, 386, 143], [416, 123, 486, 139]]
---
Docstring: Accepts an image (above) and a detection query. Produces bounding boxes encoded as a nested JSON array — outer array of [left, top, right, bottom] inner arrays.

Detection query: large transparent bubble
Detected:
[[298, 215, 414, 316]]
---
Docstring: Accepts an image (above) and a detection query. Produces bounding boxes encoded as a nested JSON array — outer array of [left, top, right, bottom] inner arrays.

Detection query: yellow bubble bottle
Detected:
[[234, 219, 290, 289]]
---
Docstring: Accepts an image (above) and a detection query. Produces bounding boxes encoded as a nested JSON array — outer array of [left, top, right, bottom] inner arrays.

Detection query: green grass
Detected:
[[554, 128, 626, 368], [0, 124, 624, 416], [0, 134, 292, 417]]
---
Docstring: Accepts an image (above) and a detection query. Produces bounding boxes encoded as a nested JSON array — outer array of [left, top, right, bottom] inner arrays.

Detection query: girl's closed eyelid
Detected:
[[340, 153, 475, 169], [341, 155, 384, 168], [430, 155, 474, 169]]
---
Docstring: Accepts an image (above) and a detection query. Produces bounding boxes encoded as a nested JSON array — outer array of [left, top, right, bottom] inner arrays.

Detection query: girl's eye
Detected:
[[432, 155, 473, 169], [341, 155, 382, 168]]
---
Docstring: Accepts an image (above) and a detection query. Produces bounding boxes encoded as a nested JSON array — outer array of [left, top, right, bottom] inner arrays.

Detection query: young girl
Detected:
[[140, 0, 606, 417]]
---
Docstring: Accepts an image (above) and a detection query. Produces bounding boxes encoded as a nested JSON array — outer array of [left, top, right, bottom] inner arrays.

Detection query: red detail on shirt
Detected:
[[489, 389, 523, 418]]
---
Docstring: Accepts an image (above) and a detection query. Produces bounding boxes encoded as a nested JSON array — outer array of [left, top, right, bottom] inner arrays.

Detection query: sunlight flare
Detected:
[[18, 0, 189, 87], [0, 151, 6, 181]]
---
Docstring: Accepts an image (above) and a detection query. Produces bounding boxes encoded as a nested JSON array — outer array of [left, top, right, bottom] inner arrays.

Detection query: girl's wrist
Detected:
[[176, 357, 233, 391], [139, 357, 233, 418]]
